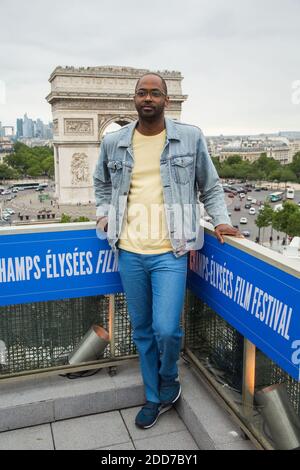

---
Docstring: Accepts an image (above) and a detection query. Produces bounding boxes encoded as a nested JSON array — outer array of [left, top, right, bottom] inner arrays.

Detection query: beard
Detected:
[[135, 102, 165, 122]]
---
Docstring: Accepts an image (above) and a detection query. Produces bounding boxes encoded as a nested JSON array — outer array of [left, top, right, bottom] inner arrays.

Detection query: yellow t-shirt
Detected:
[[118, 129, 173, 254]]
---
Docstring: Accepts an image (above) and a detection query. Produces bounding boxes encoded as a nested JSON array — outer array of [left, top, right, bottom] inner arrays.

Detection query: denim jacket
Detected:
[[93, 118, 230, 258]]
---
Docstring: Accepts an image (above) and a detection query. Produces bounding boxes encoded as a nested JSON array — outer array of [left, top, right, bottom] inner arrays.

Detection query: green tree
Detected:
[[272, 201, 300, 238], [226, 155, 242, 165], [286, 211, 300, 238], [5, 143, 54, 179], [290, 152, 300, 181], [73, 216, 90, 222], [60, 214, 90, 223], [0, 163, 20, 180], [255, 204, 273, 243], [279, 167, 297, 183], [60, 213, 72, 223], [41, 156, 54, 177]]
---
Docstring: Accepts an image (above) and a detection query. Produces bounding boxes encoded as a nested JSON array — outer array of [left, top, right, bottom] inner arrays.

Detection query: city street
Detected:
[[224, 188, 300, 245], [0, 185, 97, 226], [1, 183, 299, 248]]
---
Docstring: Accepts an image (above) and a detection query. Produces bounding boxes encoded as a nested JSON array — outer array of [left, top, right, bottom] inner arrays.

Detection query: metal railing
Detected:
[[0, 222, 300, 449]]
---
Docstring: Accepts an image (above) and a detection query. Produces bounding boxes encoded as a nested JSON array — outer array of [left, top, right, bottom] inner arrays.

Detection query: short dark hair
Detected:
[[135, 73, 168, 95]]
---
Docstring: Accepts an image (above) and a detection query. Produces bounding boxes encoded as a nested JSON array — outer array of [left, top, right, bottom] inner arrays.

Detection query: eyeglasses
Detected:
[[135, 89, 166, 98]]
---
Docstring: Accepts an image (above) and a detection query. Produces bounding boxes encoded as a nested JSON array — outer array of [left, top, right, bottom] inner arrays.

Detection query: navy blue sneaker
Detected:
[[135, 401, 172, 429], [159, 379, 181, 406]]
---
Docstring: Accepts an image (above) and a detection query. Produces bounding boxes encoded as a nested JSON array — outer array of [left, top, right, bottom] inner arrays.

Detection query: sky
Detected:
[[0, 0, 299, 135]]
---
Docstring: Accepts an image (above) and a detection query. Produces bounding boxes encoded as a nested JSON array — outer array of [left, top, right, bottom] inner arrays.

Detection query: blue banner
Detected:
[[187, 233, 300, 381], [1, 226, 299, 380], [0, 227, 123, 306]]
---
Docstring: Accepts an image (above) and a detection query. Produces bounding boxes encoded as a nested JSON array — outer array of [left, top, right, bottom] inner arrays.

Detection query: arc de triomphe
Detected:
[[46, 66, 187, 204]]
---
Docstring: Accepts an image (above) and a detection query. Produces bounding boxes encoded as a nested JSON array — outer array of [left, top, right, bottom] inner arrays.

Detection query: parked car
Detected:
[[245, 203, 251, 209], [240, 217, 248, 224], [247, 196, 252, 201], [241, 230, 250, 237], [228, 193, 235, 198], [249, 208, 256, 215], [227, 186, 238, 193], [234, 205, 241, 211], [251, 198, 257, 205], [233, 224, 239, 229], [239, 193, 246, 199]]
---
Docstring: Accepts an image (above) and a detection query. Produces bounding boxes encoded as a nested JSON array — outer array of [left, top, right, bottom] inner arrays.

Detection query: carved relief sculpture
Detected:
[[71, 153, 90, 185], [64, 119, 93, 135]]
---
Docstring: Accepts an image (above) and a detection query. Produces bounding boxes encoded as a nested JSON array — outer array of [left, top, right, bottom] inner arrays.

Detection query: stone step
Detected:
[[0, 358, 255, 450]]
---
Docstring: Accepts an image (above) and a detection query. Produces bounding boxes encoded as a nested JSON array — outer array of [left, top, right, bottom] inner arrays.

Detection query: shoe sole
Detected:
[[161, 384, 182, 407], [135, 404, 172, 430]]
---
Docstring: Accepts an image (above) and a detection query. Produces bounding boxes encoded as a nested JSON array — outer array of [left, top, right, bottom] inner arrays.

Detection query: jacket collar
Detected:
[[117, 117, 181, 148]]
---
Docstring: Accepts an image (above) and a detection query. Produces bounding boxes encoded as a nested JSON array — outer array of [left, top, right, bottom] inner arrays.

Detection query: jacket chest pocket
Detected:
[[107, 160, 123, 189], [171, 156, 194, 185]]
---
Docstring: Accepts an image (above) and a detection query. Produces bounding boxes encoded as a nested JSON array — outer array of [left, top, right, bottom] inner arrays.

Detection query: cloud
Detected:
[[0, 0, 299, 134]]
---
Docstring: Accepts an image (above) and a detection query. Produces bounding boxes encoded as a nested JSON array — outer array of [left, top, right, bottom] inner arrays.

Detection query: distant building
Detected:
[[2, 126, 14, 137], [20, 138, 53, 148], [289, 140, 300, 163], [16, 114, 53, 141], [0, 137, 14, 157], [16, 118, 23, 138], [23, 113, 34, 138], [45, 122, 53, 139], [266, 143, 291, 164], [209, 133, 298, 165], [219, 147, 265, 163], [36, 118, 45, 138]]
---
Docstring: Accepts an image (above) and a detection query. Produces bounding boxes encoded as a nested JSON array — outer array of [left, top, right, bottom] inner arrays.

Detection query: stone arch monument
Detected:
[[46, 66, 187, 204]]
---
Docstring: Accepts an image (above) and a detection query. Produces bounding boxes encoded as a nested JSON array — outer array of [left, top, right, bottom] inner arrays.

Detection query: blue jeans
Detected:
[[117, 248, 188, 403]]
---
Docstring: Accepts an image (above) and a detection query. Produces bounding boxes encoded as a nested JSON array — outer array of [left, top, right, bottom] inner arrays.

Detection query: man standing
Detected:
[[94, 73, 240, 429]]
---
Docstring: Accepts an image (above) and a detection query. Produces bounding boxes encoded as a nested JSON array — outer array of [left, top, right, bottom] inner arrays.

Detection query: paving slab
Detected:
[[121, 406, 187, 441], [52, 411, 130, 450], [0, 401, 55, 432], [216, 440, 255, 450], [134, 430, 199, 450], [96, 441, 136, 450], [0, 424, 54, 450], [177, 362, 256, 450]]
